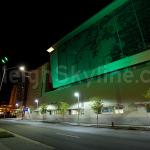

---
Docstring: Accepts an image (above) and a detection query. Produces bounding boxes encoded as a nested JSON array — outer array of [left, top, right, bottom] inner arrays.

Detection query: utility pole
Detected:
[[0, 65, 6, 92], [0, 56, 8, 92]]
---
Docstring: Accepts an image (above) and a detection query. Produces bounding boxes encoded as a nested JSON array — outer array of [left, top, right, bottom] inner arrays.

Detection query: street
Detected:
[[0, 119, 150, 150]]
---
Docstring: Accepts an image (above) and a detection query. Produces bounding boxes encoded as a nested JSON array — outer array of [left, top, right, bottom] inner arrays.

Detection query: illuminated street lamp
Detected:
[[0, 65, 26, 92], [1, 56, 8, 64], [0, 65, 25, 71], [74, 92, 80, 124], [35, 99, 39, 109], [15, 103, 19, 108], [15, 103, 19, 118], [19, 66, 25, 72]]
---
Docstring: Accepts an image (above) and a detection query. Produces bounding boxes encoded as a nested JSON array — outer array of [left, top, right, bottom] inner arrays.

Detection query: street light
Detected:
[[35, 99, 39, 109], [1, 56, 8, 64], [15, 103, 19, 109], [15, 103, 19, 118], [74, 92, 80, 124], [18, 65, 31, 111], [19, 66, 25, 72], [0, 65, 25, 92], [0, 64, 26, 119]]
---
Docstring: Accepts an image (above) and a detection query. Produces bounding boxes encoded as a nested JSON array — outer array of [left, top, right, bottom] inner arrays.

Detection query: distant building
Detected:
[[26, 63, 52, 108], [26, 0, 150, 125], [9, 85, 17, 108]]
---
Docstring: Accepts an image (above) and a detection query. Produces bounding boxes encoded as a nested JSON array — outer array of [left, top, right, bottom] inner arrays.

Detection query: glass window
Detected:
[[102, 106, 114, 113], [115, 105, 124, 114]]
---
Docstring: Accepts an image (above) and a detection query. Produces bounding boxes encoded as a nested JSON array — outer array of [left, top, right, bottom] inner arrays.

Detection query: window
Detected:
[[68, 109, 71, 115], [47, 110, 52, 115], [47, 110, 60, 115], [115, 105, 124, 114], [71, 109, 78, 115], [68, 109, 83, 115], [102, 106, 114, 114], [80, 109, 84, 115]]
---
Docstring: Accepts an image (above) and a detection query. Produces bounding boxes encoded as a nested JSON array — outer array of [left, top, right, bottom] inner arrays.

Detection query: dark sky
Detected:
[[0, 0, 113, 70]]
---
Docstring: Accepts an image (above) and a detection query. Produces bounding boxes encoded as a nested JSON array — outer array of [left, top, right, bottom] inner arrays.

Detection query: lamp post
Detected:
[[0, 56, 8, 91], [15, 103, 19, 109], [74, 92, 80, 124], [0, 63, 25, 119], [35, 99, 39, 109], [0, 65, 25, 92], [0, 66, 6, 92], [18, 66, 31, 107]]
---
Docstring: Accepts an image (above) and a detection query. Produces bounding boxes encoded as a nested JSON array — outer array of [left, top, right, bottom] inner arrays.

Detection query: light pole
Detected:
[[74, 92, 80, 124], [15, 103, 19, 117], [0, 65, 25, 92], [0, 56, 8, 91], [0, 66, 6, 92], [15, 103, 19, 109], [0, 63, 25, 119], [35, 99, 39, 109], [18, 65, 31, 107]]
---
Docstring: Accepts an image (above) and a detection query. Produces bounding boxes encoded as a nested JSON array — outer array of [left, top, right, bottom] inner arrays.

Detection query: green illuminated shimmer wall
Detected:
[[51, 0, 150, 88]]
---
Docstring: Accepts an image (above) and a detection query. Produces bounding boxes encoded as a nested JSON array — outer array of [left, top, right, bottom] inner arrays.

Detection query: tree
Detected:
[[90, 97, 103, 127], [28, 105, 34, 114], [57, 102, 69, 120], [40, 104, 47, 120], [144, 88, 150, 99], [144, 88, 150, 112]]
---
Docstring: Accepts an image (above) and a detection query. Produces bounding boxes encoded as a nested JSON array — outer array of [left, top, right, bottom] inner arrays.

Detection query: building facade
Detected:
[[26, 0, 150, 125]]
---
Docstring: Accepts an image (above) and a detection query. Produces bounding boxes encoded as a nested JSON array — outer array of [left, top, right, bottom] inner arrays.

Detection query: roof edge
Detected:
[[53, 0, 128, 48]]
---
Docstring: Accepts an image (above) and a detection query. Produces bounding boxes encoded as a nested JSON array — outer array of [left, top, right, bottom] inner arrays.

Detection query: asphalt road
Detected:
[[0, 119, 150, 150]]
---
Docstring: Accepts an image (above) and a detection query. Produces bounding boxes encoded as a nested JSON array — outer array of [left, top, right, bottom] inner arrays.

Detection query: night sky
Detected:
[[0, 0, 113, 70], [0, 0, 113, 104]]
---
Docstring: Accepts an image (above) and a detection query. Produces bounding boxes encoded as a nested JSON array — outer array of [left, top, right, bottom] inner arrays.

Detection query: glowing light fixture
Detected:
[[1, 56, 8, 64], [1, 59, 5, 64], [35, 99, 39, 108], [4, 57, 8, 61], [19, 66, 25, 71], [74, 92, 79, 97], [15, 103, 19, 108], [47, 47, 54, 53]]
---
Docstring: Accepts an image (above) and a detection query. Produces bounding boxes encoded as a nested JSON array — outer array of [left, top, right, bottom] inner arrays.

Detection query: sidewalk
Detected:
[[62, 122, 150, 130], [0, 128, 54, 150], [28, 119, 150, 131]]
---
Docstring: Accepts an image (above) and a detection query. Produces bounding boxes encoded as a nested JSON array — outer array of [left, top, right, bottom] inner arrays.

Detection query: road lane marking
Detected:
[[56, 132, 80, 138], [3, 129, 55, 150]]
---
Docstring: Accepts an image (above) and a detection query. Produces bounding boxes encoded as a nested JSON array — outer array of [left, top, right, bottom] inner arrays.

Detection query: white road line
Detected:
[[3, 129, 55, 150], [56, 132, 80, 138]]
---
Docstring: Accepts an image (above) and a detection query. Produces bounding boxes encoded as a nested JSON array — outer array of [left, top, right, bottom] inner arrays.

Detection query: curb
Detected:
[[2, 119, 150, 131], [61, 122, 150, 131]]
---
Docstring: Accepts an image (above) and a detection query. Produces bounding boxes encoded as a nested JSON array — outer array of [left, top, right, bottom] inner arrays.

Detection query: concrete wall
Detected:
[[25, 62, 150, 125], [24, 103, 150, 126]]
